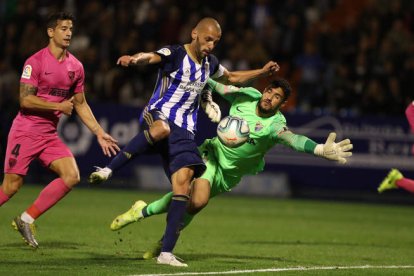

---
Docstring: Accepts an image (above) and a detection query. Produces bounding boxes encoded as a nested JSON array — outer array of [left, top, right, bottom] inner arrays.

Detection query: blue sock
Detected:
[[161, 195, 189, 252], [108, 130, 154, 171]]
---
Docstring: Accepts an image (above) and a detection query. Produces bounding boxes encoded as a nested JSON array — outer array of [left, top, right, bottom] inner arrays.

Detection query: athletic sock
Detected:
[[108, 130, 154, 171], [396, 178, 414, 194], [26, 178, 71, 220], [144, 192, 173, 217], [406, 103, 414, 133], [20, 211, 35, 224], [182, 213, 194, 230], [161, 195, 189, 252], [0, 188, 10, 206]]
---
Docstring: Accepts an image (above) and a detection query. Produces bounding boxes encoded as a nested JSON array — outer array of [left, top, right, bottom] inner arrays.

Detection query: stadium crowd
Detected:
[[1, 0, 413, 117]]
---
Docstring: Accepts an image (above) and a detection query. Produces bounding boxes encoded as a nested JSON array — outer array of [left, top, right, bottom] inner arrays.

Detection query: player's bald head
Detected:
[[194, 17, 221, 34], [190, 17, 221, 60]]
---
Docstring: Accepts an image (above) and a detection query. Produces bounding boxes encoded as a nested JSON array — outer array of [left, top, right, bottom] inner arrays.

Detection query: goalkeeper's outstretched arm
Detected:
[[200, 79, 241, 123], [277, 130, 353, 164]]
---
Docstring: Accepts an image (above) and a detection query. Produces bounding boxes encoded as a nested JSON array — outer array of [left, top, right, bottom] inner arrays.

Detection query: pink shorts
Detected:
[[4, 130, 73, 175], [406, 103, 414, 133]]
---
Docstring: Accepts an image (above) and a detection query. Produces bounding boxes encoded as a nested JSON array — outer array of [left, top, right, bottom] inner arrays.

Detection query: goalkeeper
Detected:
[[111, 78, 353, 259]]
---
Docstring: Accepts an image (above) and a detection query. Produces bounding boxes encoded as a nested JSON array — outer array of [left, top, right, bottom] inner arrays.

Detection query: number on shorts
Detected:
[[11, 144, 21, 157]]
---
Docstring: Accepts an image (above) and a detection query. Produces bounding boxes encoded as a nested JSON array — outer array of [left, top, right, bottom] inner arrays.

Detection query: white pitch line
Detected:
[[129, 265, 414, 276]]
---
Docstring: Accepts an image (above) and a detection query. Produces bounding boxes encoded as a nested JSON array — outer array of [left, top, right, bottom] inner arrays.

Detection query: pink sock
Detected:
[[396, 178, 414, 194], [26, 178, 71, 219], [406, 103, 414, 133], [0, 188, 10, 206]]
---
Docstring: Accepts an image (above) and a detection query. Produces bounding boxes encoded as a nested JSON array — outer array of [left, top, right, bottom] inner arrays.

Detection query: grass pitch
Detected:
[[1, 185, 414, 275]]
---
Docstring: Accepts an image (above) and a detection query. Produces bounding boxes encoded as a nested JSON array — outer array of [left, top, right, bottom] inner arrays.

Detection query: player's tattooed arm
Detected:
[[19, 83, 64, 112], [19, 83, 38, 102]]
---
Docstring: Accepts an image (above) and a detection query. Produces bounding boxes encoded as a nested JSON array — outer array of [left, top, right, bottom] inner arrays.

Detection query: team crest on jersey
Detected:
[[21, 65, 32, 79], [8, 158, 17, 168], [156, 48, 171, 56], [68, 71, 75, 80], [255, 122, 263, 132]]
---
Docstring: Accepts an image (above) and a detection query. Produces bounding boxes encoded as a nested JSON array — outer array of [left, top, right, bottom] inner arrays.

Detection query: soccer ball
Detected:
[[217, 116, 250, 148]]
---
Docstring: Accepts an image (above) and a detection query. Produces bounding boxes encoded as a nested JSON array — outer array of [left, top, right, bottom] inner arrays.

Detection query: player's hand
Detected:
[[314, 132, 353, 164], [59, 97, 74, 116], [201, 88, 221, 123], [97, 132, 120, 157], [116, 55, 133, 67], [262, 61, 280, 76]]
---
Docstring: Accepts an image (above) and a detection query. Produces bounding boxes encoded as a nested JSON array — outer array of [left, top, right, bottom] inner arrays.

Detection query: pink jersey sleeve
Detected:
[[20, 56, 41, 87], [74, 63, 85, 93]]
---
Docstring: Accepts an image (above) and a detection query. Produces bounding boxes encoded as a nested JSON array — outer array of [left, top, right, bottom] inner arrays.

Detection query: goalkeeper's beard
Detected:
[[257, 102, 279, 116]]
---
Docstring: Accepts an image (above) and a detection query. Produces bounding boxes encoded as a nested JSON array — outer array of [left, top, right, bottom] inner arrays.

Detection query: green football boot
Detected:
[[378, 169, 403, 193], [110, 200, 147, 231]]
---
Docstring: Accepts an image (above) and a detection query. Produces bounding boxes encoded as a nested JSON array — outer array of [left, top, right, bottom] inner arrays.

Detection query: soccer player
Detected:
[[88, 17, 279, 267], [378, 101, 414, 194], [0, 12, 119, 249], [109, 78, 353, 264]]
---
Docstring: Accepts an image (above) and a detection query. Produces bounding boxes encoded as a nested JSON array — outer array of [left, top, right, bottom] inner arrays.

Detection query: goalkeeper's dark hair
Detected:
[[46, 12, 75, 29], [268, 78, 292, 101]]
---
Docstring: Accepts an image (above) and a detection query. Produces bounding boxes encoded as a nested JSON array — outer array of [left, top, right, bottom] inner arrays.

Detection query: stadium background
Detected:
[[0, 0, 413, 202]]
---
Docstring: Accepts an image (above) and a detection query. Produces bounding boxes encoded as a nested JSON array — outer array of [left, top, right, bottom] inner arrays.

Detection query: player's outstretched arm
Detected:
[[116, 52, 162, 67], [73, 93, 120, 157], [206, 78, 240, 96], [314, 132, 353, 164], [200, 79, 243, 122], [276, 130, 353, 164], [217, 61, 280, 85]]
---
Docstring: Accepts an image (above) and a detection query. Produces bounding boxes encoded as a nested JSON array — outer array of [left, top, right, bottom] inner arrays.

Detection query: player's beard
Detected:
[[195, 37, 207, 59], [257, 101, 279, 116]]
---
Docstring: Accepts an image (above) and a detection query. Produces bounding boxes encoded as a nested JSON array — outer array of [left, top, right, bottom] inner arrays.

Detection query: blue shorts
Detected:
[[141, 108, 206, 180]]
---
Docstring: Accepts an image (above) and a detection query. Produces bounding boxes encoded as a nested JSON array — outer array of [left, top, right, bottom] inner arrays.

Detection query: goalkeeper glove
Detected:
[[314, 132, 353, 164], [201, 88, 221, 123]]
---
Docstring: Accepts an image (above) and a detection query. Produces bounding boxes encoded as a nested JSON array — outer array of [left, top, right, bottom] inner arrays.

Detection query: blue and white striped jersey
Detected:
[[143, 44, 225, 134]]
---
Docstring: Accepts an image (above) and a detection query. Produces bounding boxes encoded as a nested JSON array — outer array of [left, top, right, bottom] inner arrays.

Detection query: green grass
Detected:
[[1, 185, 414, 275]]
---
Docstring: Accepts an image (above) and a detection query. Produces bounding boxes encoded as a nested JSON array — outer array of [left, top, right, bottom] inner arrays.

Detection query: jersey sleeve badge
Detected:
[[21, 65, 32, 79], [156, 48, 171, 56]]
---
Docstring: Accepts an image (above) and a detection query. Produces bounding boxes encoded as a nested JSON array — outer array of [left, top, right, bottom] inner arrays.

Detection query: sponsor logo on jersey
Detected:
[[255, 122, 263, 131], [49, 88, 71, 98], [68, 71, 75, 80], [21, 65, 32, 79], [156, 48, 171, 56]]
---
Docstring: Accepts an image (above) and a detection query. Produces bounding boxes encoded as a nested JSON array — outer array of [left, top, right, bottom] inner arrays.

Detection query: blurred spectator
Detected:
[[0, 0, 413, 118]]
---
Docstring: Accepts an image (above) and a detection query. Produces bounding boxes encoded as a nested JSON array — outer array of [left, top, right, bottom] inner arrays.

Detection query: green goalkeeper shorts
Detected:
[[198, 139, 241, 198]]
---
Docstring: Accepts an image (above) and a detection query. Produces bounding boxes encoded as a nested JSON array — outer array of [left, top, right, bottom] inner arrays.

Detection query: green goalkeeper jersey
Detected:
[[205, 79, 317, 179]]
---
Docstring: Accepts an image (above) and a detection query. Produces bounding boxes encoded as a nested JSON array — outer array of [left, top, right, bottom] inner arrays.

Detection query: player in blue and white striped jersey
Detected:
[[88, 17, 279, 267], [144, 44, 221, 134]]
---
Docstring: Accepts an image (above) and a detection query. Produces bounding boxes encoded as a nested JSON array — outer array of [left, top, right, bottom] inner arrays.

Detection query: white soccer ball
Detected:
[[217, 116, 250, 148]]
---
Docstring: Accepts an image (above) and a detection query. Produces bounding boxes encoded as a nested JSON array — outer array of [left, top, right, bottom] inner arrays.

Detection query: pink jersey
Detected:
[[12, 47, 85, 135]]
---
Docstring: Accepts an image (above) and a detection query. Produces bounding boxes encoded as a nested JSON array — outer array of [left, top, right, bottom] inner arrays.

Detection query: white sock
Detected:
[[21, 212, 35, 224]]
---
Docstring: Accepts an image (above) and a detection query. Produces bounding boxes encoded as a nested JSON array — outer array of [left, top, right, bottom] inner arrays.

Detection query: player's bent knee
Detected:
[[3, 183, 21, 195], [61, 172, 80, 187], [2, 175, 23, 195], [188, 198, 209, 215], [150, 121, 170, 141]]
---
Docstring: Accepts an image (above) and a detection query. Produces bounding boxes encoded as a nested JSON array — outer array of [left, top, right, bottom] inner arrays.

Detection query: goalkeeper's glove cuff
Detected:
[[314, 144, 324, 157], [201, 89, 221, 123]]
